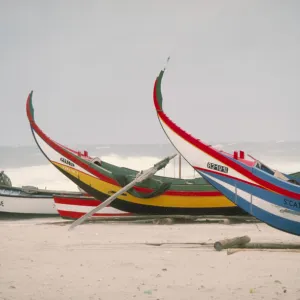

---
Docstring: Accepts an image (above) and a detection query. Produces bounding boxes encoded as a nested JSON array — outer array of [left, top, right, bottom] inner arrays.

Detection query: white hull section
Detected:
[[33, 131, 97, 178], [0, 195, 57, 215], [159, 117, 255, 184]]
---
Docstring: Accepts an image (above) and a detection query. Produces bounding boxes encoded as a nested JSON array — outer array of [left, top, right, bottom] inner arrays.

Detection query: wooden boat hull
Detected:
[[152, 65, 300, 236], [54, 195, 132, 219], [0, 176, 85, 216], [0, 193, 57, 216], [25, 91, 247, 216], [55, 172, 245, 215]]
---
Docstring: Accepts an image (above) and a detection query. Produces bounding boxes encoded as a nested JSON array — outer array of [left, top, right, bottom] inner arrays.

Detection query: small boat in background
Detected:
[[54, 195, 132, 219], [0, 171, 83, 217]]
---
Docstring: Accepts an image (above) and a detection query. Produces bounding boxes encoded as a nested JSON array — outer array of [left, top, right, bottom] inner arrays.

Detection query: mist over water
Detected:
[[1, 141, 300, 191]]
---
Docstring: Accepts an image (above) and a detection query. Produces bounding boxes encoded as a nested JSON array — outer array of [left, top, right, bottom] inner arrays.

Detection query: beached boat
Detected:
[[54, 195, 132, 219], [25, 92, 248, 216], [152, 63, 300, 236], [0, 170, 82, 217]]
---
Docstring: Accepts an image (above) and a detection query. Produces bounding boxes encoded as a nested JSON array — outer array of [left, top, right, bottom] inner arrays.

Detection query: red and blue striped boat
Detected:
[[153, 64, 300, 237]]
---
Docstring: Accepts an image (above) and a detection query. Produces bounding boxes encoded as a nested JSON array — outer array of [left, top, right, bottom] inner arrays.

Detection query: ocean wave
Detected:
[[4, 165, 79, 191]]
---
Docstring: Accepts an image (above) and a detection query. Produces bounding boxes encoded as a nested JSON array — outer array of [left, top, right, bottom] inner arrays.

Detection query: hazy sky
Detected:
[[1, 0, 300, 146]]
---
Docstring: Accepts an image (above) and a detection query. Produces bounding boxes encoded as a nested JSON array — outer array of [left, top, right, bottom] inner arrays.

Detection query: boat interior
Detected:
[[75, 151, 217, 192]]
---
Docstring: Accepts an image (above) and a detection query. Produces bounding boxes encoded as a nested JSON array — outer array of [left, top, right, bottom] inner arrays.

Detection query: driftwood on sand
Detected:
[[214, 235, 251, 251], [214, 235, 300, 255]]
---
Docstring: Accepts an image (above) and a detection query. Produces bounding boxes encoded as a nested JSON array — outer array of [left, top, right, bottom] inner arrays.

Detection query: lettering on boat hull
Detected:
[[284, 198, 300, 209], [0, 201, 3, 207], [207, 162, 228, 174]]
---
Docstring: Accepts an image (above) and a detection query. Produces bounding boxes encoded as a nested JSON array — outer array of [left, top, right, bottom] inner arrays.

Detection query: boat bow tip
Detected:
[[154, 57, 171, 112], [153, 68, 166, 113], [26, 90, 35, 123]]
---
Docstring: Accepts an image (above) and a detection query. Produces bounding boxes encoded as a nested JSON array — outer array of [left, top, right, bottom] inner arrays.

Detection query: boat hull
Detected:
[[54, 196, 132, 219], [152, 66, 300, 236], [58, 168, 246, 215], [0, 194, 57, 215], [25, 90, 247, 217], [198, 171, 300, 236], [0, 185, 84, 217]]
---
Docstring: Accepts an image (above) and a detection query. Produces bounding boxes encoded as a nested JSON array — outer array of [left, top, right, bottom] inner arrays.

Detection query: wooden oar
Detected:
[[69, 154, 177, 230]]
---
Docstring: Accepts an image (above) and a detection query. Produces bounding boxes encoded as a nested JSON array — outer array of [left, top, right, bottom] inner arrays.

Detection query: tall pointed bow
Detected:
[[25, 91, 60, 164], [152, 67, 300, 236], [153, 69, 250, 183], [25, 91, 98, 183], [26, 91, 35, 124], [25, 91, 55, 155]]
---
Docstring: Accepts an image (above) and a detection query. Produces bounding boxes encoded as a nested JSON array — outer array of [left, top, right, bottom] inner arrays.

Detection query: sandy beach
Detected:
[[0, 218, 300, 300]]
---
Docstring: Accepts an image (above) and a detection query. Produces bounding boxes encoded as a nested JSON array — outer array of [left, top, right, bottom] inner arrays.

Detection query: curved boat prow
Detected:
[[153, 63, 300, 237], [25, 91, 244, 222], [26, 91, 105, 191]]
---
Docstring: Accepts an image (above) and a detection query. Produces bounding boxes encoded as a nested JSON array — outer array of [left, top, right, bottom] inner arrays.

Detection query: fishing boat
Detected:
[[152, 63, 300, 236], [0, 170, 82, 217], [54, 195, 132, 219], [25, 92, 248, 217]]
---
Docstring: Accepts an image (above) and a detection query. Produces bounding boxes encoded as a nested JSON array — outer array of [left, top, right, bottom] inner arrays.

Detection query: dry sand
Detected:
[[0, 218, 300, 300]]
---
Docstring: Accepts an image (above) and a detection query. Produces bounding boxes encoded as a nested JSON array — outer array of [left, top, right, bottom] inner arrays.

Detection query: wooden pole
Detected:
[[179, 155, 182, 179], [214, 235, 251, 251], [173, 158, 176, 178]]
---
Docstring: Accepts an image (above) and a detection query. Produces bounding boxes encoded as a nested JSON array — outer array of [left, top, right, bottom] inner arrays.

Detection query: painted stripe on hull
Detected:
[[57, 169, 247, 215], [55, 197, 105, 207], [198, 169, 300, 213], [199, 171, 300, 235], [53, 162, 237, 209]]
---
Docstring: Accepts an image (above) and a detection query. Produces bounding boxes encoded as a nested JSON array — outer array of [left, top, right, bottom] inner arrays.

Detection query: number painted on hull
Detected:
[[60, 157, 75, 167], [0, 201, 3, 207], [207, 162, 228, 174]]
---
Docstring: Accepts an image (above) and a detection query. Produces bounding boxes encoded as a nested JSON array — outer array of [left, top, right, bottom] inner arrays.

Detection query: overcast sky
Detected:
[[1, 0, 299, 146]]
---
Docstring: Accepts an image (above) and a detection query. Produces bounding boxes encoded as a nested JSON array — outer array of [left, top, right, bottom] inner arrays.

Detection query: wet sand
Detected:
[[0, 218, 300, 300]]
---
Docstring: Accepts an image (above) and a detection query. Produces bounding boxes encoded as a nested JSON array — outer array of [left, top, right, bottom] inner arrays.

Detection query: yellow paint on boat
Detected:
[[53, 162, 236, 209]]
